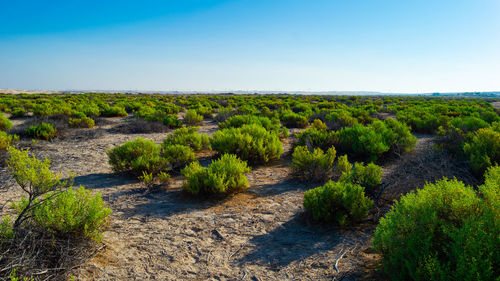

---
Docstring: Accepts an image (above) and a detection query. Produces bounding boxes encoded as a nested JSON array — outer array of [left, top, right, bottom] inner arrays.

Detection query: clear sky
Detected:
[[1, 0, 499, 93]]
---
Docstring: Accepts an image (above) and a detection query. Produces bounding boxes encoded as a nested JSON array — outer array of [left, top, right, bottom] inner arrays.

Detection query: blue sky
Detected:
[[0, 0, 499, 93]]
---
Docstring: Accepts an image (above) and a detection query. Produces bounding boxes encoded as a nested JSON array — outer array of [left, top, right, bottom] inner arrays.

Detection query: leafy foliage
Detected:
[[181, 154, 251, 195], [25, 122, 57, 140], [463, 128, 500, 175], [68, 117, 95, 128], [162, 127, 210, 151], [344, 162, 382, 188], [0, 131, 18, 151], [184, 109, 203, 125], [291, 145, 336, 181], [0, 113, 12, 131], [373, 172, 499, 281], [160, 144, 196, 168], [107, 138, 168, 175]]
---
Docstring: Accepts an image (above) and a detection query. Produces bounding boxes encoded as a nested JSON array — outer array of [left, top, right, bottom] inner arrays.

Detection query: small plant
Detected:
[[296, 128, 337, 151], [163, 127, 210, 151], [373, 171, 499, 281], [139, 171, 171, 190], [68, 116, 95, 128], [335, 154, 352, 177], [184, 109, 203, 125], [0, 131, 19, 151], [162, 115, 183, 128], [303, 180, 373, 225], [161, 144, 196, 168], [211, 124, 284, 164], [10, 107, 26, 118], [311, 119, 328, 131], [25, 122, 57, 140], [291, 145, 336, 181], [344, 162, 382, 188], [181, 154, 251, 195], [0, 113, 13, 131], [463, 128, 500, 175], [107, 138, 168, 175]]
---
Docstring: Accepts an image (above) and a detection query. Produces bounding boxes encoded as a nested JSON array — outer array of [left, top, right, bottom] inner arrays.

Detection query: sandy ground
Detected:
[[0, 116, 477, 281]]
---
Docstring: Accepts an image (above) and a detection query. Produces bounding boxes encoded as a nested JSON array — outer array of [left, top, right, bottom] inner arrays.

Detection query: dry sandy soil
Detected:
[[0, 116, 478, 281]]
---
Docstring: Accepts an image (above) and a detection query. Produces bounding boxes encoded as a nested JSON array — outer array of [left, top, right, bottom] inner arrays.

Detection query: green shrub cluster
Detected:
[[344, 161, 382, 188], [184, 109, 203, 125], [163, 127, 210, 151], [0, 113, 12, 131], [162, 115, 183, 128], [160, 144, 196, 168], [373, 167, 500, 281], [291, 145, 336, 181], [10, 107, 26, 118], [279, 110, 309, 128], [107, 138, 168, 175], [0, 131, 19, 151], [211, 123, 284, 164], [303, 180, 373, 225], [296, 128, 337, 151], [463, 128, 500, 175], [100, 105, 128, 117], [182, 154, 251, 195], [68, 117, 95, 128], [25, 122, 57, 140]]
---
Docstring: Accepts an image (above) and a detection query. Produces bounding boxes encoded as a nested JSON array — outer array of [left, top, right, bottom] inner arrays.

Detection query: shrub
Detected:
[[296, 128, 337, 151], [210, 124, 284, 164], [10, 107, 26, 118], [101, 105, 127, 117], [311, 119, 328, 131], [345, 162, 382, 188], [160, 144, 196, 168], [25, 122, 57, 140], [184, 109, 203, 125], [373, 174, 499, 281], [0, 131, 19, 151], [463, 128, 500, 175], [0, 113, 12, 131], [181, 154, 251, 195], [139, 171, 171, 190], [220, 114, 288, 138], [335, 155, 352, 177], [291, 145, 336, 181], [163, 127, 210, 151], [162, 115, 183, 128], [280, 110, 309, 128], [107, 138, 168, 175], [13, 186, 111, 241], [303, 180, 373, 225], [68, 117, 95, 128]]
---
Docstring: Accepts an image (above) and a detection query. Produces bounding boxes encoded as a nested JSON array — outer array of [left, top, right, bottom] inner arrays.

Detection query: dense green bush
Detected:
[[68, 117, 95, 128], [10, 107, 25, 118], [101, 105, 128, 117], [211, 123, 284, 164], [219, 114, 288, 137], [296, 128, 337, 151], [373, 169, 499, 281], [184, 109, 203, 125], [107, 138, 168, 175], [463, 128, 500, 174], [345, 162, 382, 188], [181, 154, 251, 195], [310, 119, 328, 131], [303, 180, 373, 225], [162, 115, 183, 128], [0, 131, 18, 151], [13, 186, 111, 241], [291, 145, 336, 181], [160, 144, 196, 168], [163, 127, 210, 151], [0, 113, 12, 131], [25, 122, 57, 140], [280, 110, 309, 128]]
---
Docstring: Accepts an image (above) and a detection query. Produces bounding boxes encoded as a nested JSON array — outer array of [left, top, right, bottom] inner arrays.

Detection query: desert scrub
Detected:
[[296, 128, 337, 151], [25, 122, 57, 140], [373, 169, 499, 281], [291, 145, 336, 181], [344, 162, 382, 188], [162, 115, 183, 128], [162, 127, 210, 151], [100, 105, 128, 117], [184, 109, 203, 125], [160, 144, 196, 168], [181, 154, 251, 195], [279, 109, 309, 128], [0, 131, 19, 151], [107, 138, 168, 175], [68, 117, 95, 128], [463, 128, 500, 175], [303, 180, 373, 225], [310, 119, 328, 131], [10, 107, 26, 118], [210, 123, 284, 164], [0, 112, 13, 131]]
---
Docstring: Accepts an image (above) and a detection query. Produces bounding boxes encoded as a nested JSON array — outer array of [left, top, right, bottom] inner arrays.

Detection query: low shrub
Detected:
[[107, 138, 168, 175], [280, 110, 309, 128], [0, 131, 18, 151], [0, 113, 12, 131], [311, 119, 328, 131], [162, 115, 183, 128], [10, 107, 26, 118], [335, 154, 352, 177], [296, 128, 337, 151], [303, 180, 373, 225], [160, 144, 196, 168], [101, 105, 127, 117], [210, 123, 284, 164], [373, 171, 499, 281], [184, 109, 203, 125], [68, 117, 95, 128], [291, 145, 336, 181], [219, 114, 288, 138], [463, 128, 500, 175], [25, 122, 57, 140], [163, 127, 210, 151], [345, 162, 382, 188], [181, 154, 251, 195]]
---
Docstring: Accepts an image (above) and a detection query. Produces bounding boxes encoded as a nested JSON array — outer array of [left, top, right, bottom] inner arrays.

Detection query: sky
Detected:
[[0, 0, 499, 93]]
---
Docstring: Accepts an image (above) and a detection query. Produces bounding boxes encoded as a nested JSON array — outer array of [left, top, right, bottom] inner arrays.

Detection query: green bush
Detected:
[[162, 115, 183, 128], [291, 145, 336, 181], [10, 107, 25, 118], [344, 162, 382, 188], [107, 138, 168, 175], [0, 113, 12, 131], [303, 180, 373, 225], [373, 172, 499, 281], [463, 128, 500, 174], [336, 154, 352, 177], [219, 114, 288, 138], [210, 123, 284, 164], [13, 186, 111, 241], [68, 117, 95, 128], [101, 105, 127, 117], [311, 119, 328, 131], [160, 144, 196, 167], [296, 128, 337, 151], [280, 110, 309, 128], [25, 122, 57, 140], [181, 154, 251, 195], [163, 127, 210, 151], [0, 131, 18, 151], [184, 109, 203, 125]]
